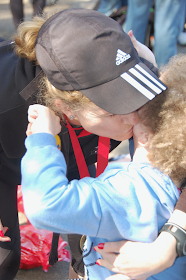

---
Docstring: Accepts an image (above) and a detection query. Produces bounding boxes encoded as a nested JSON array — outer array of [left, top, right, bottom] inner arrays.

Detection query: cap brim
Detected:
[[81, 62, 167, 115]]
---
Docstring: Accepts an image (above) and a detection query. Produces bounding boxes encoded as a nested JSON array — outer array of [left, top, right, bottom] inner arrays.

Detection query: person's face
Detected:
[[73, 106, 139, 141], [133, 122, 148, 141]]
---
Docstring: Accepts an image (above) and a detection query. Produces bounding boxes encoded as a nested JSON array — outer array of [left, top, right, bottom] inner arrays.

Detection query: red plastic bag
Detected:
[[17, 185, 71, 272], [20, 224, 70, 272]]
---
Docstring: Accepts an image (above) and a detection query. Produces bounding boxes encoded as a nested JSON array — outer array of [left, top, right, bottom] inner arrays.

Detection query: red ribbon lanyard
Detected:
[[65, 117, 110, 178], [96, 136, 110, 177]]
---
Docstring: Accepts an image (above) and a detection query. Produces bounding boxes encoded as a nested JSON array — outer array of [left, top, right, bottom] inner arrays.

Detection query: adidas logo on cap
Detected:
[[116, 49, 131, 66]]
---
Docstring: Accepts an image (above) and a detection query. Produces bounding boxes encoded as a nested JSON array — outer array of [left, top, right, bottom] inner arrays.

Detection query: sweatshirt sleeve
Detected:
[[21, 133, 103, 236]]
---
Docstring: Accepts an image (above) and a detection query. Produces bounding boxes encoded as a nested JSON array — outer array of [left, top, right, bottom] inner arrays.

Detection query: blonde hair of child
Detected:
[[140, 54, 186, 184]]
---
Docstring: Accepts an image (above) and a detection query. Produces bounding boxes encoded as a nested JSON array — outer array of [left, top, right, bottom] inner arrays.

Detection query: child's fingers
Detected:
[[128, 30, 135, 42], [28, 115, 37, 123], [26, 123, 33, 137], [0, 235, 11, 242], [0, 221, 11, 242], [27, 105, 42, 122], [128, 30, 133, 38], [128, 30, 138, 51], [0, 219, 3, 231], [28, 111, 38, 123], [0, 228, 10, 241]]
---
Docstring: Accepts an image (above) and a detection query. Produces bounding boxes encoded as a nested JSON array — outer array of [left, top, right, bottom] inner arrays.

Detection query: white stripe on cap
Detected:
[[129, 68, 162, 94], [135, 64, 166, 90], [121, 73, 155, 100]]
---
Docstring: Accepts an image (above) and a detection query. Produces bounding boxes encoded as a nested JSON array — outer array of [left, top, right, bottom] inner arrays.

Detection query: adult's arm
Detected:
[[95, 188, 186, 280], [22, 105, 115, 236]]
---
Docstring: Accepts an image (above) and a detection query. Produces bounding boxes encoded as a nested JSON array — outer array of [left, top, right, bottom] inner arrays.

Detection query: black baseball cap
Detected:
[[34, 8, 166, 114]]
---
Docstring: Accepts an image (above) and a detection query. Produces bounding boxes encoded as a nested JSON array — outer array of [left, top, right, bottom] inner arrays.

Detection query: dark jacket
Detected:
[[0, 40, 121, 187]]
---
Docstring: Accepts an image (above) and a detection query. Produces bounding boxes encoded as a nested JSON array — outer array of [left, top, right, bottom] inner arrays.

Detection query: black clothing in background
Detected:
[[10, 0, 46, 28]]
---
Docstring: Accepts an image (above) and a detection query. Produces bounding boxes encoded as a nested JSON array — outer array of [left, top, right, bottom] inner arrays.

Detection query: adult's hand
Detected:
[[94, 232, 177, 279], [0, 219, 11, 242], [128, 30, 157, 68], [27, 104, 61, 136]]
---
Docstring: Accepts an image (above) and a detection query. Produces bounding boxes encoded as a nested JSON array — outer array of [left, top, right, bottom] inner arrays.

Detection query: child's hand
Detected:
[[27, 105, 61, 136], [0, 219, 11, 242], [128, 30, 157, 67]]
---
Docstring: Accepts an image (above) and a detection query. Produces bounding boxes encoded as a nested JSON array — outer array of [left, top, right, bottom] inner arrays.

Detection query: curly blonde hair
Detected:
[[13, 11, 95, 120], [13, 14, 48, 62], [140, 54, 186, 184]]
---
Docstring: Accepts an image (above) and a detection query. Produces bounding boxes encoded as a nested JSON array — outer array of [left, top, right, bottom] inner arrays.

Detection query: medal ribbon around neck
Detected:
[[64, 115, 110, 178]]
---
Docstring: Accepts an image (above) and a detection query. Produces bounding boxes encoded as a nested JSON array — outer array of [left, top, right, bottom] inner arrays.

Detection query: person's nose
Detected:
[[121, 111, 139, 125]]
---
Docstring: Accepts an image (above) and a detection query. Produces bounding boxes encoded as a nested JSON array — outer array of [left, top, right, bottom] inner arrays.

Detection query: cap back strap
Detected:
[[19, 70, 43, 101]]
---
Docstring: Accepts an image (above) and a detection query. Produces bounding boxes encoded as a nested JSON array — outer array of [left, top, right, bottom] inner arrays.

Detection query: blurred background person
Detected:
[[97, 0, 127, 16], [177, 3, 186, 46], [124, 0, 186, 67], [10, 0, 46, 28]]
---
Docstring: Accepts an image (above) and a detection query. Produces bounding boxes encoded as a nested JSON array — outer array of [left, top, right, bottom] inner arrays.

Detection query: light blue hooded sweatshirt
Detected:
[[21, 133, 186, 280]]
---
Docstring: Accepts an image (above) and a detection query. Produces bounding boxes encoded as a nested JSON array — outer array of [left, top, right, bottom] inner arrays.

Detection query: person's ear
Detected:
[[55, 99, 74, 119], [138, 132, 152, 147], [138, 133, 148, 147]]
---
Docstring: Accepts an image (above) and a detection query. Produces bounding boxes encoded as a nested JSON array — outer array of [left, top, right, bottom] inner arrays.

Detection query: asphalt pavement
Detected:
[[0, 1, 186, 279]]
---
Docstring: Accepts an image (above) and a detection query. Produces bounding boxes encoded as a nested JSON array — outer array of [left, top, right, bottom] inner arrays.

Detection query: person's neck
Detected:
[[133, 144, 150, 163], [132, 135, 150, 163]]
